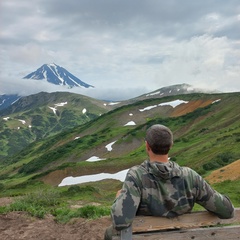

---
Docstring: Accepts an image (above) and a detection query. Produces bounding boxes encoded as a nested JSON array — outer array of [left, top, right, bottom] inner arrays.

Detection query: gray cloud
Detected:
[[40, 0, 240, 38], [0, 0, 240, 100]]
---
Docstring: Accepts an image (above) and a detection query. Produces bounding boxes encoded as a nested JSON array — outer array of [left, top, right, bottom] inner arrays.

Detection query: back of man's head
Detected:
[[145, 124, 173, 155]]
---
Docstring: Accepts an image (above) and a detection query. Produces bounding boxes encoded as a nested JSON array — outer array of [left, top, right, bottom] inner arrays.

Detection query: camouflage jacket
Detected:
[[111, 160, 234, 230]]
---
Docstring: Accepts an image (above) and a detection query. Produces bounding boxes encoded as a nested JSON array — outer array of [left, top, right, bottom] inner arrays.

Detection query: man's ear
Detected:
[[145, 141, 151, 151]]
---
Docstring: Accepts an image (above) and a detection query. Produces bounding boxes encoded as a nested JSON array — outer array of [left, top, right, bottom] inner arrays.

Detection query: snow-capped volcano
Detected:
[[23, 63, 94, 88]]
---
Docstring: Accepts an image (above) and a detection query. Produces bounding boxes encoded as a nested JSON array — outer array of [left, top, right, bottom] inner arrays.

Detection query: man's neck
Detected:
[[149, 154, 169, 163]]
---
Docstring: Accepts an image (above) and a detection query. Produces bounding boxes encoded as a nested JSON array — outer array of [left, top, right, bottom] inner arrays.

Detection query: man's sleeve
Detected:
[[111, 171, 141, 230], [194, 171, 235, 219]]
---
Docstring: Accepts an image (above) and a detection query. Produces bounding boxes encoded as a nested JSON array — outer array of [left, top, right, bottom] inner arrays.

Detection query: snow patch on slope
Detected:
[[58, 169, 129, 186]]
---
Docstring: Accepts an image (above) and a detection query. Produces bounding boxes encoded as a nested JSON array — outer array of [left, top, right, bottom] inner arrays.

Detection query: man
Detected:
[[105, 124, 234, 239]]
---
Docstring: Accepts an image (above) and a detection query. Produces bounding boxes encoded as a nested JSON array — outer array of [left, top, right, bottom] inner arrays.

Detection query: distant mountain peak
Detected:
[[23, 63, 94, 88], [48, 63, 57, 67]]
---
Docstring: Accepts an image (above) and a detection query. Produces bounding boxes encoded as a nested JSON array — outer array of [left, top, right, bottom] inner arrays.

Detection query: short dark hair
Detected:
[[145, 124, 173, 155]]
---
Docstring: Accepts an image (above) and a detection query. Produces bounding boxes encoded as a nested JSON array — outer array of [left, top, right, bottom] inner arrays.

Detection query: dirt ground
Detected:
[[0, 198, 111, 240]]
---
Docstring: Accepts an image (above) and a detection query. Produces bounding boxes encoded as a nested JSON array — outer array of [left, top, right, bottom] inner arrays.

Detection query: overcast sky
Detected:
[[1, 0, 240, 100]]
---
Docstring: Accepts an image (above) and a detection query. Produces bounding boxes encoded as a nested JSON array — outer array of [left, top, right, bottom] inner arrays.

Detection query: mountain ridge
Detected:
[[0, 83, 219, 111], [0, 91, 112, 157], [0, 94, 20, 111], [0, 84, 236, 159]]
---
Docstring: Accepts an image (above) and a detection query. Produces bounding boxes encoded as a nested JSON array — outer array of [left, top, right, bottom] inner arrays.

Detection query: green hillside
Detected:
[[0, 92, 239, 219], [0, 92, 112, 158]]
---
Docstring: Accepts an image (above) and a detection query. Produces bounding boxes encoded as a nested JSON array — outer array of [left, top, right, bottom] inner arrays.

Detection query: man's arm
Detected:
[[194, 171, 234, 219], [111, 172, 141, 230]]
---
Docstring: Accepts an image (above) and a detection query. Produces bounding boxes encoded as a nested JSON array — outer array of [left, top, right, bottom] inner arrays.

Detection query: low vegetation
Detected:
[[0, 187, 111, 223], [0, 176, 238, 223]]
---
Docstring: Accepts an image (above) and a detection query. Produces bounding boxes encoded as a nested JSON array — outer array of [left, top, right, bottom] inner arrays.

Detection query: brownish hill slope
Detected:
[[205, 159, 240, 184], [171, 99, 213, 117]]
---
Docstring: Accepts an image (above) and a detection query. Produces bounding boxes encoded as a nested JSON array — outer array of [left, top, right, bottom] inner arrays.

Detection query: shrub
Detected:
[[52, 207, 73, 223], [8, 189, 61, 218], [22, 189, 61, 207], [67, 185, 81, 194], [9, 200, 47, 218], [67, 185, 96, 194], [0, 183, 5, 191], [5, 188, 109, 222], [54, 205, 110, 223], [0, 206, 8, 214], [170, 157, 177, 162], [74, 205, 110, 219], [203, 152, 235, 171]]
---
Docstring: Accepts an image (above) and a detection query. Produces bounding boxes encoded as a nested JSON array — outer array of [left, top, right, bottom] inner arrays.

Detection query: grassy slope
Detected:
[[0, 92, 110, 158], [0, 92, 239, 209]]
